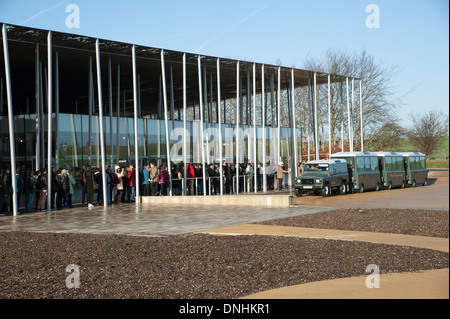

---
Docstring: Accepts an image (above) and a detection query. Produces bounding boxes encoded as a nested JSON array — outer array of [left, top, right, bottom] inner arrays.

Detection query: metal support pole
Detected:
[[109, 59, 113, 166], [2, 24, 18, 216], [161, 50, 172, 196], [291, 69, 297, 180], [47, 31, 53, 212], [197, 56, 206, 196], [328, 74, 332, 158], [253, 64, 257, 193], [217, 58, 223, 195], [183, 53, 187, 196], [236, 61, 240, 194], [277, 67, 281, 164], [116, 64, 120, 163], [88, 57, 93, 166], [262, 65, 266, 192], [351, 78, 355, 152], [55, 51, 59, 169], [346, 77, 351, 153], [313, 72, 319, 160], [95, 39, 107, 207], [360, 80, 364, 152], [35, 44, 40, 171], [132, 45, 140, 203]]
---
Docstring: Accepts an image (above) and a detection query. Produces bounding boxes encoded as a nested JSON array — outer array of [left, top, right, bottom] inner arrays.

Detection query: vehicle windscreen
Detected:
[[304, 164, 329, 172]]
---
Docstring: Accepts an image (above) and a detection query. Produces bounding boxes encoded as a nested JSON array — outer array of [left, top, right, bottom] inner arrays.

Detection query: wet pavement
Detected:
[[0, 203, 333, 237]]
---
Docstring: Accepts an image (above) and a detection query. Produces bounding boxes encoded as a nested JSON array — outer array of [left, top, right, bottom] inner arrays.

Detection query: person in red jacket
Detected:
[[126, 163, 136, 203], [186, 163, 195, 195]]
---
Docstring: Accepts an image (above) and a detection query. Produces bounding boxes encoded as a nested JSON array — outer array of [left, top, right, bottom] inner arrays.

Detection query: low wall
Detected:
[[140, 194, 293, 208]]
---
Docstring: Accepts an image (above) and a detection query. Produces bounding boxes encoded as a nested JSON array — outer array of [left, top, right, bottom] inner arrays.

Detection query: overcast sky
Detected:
[[0, 0, 448, 126]]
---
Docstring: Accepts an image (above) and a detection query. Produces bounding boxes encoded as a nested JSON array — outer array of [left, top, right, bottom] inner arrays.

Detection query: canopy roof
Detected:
[[1, 23, 356, 116]]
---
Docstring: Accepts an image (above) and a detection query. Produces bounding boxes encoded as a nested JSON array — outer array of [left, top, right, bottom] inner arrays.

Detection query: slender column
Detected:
[[328, 74, 332, 158], [2, 24, 18, 216], [360, 80, 364, 152], [217, 58, 223, 195], [262, 65, 266, 192], [116, 64, 121, 163], [35, 44, 40, 170], [346, 77, 351, 153], [291, 69, 297, 181], [95, 39, 107, 207], [161, 50, 172, 196], [277, 67, 281, 164], [253, 64, 257, 193], [132, 45, 140, 203], [40, 63, 45, 168], [109, 59, 113, 166], [351, 78, 355, 152], [55, 52, 59, 169], [183, 53, 187, 196], [236, 61, 240, 194], [88, 57, 93, 166], [197, 56, 206, 196], [313, 72, 319, 160], [47, 31, 53, 212]]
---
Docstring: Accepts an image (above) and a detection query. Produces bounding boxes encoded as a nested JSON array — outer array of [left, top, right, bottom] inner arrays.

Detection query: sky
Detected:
[[0, 0, 448, 127]]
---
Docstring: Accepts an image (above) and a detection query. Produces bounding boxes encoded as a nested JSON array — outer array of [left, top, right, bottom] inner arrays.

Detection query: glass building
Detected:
[[1, 23, 358, 215]]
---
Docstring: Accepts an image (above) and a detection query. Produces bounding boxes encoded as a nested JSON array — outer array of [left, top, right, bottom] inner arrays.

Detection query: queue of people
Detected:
[[0, 159, 302, 215]]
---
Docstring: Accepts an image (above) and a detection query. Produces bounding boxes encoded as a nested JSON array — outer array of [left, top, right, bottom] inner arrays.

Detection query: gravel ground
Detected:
[[0, 215, 448, 299], [0, 208, 448, 299], [259, 208, 449, 238]]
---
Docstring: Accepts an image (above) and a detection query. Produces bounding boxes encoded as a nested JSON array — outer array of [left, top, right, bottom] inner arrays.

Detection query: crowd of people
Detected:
[[0, 160, 304, 215]]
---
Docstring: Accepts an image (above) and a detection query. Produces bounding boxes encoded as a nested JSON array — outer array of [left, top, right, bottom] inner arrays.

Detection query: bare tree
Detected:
[[302, 49, 403, 152], [407, 110, 449, 160]]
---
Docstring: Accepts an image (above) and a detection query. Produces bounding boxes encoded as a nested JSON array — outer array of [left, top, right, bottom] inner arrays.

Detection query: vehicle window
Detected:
[[385, 156, 392, 171], [410, 157, 417, 170], [365, 157, 371, 172], [420, 157, 426, 169], [305, 164, 329, 172], [371, 157, 378, 171], [357, 157, 365, 171]]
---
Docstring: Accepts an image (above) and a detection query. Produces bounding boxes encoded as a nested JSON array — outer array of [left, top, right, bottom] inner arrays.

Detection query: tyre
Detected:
[[401, 180, 405, 189], [375, 182, 380, 191], [423, 178, 428, 186], [339, 183, 347, 195], [322, 184, 331, 197], [387, 181, 392, 190], [412, 179, 416, 187], [295, 189, 303, 197], [359, 183, 364, 193]]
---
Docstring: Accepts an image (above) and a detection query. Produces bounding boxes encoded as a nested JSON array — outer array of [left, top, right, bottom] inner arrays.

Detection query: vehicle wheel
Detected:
[[401, 180, 405, 189], [295, 189, 303, 197], [375, 182, 380, 191], [359, 183, 364, 193], [322, 184, 331, 197], [387, 181, 392, 190], [412, 179, 416, 187], [339, 183, 347, 195], [423, 178, 428, 186]]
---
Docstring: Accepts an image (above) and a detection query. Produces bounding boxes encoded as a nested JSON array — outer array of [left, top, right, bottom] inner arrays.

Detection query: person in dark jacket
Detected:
[[84, 165, 95, 207], [36, 169, 48, 211], [0, 170, 8, 216]]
